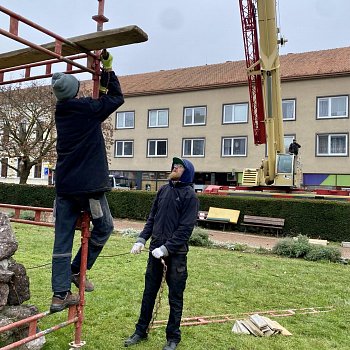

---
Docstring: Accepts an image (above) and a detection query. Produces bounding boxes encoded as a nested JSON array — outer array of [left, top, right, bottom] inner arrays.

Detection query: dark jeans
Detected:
[[135, 253, 188, 343], [51, 193, 114, 293]]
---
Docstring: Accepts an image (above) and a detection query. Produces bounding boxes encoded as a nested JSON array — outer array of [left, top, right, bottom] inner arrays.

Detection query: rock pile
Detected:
[[0, 212, 45, 349]]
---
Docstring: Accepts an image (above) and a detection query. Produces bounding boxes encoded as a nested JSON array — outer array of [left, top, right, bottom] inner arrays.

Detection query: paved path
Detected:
[[114, 219, 350, 259]]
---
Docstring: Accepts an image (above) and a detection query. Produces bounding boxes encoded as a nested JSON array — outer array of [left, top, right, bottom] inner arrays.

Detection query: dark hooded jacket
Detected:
[[54, 71, 124, 196], [137, 158, 199, 254]]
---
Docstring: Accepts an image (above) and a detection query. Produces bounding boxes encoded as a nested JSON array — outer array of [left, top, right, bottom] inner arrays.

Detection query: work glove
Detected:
[[100, 49, 113, 71], [151, 247, 164, 259], [131, 242, 144, 254]]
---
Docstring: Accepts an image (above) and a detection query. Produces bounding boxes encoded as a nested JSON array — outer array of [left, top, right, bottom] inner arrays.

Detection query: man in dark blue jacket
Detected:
[[125, 157, 199, 350], [50, 51, 124, 313]]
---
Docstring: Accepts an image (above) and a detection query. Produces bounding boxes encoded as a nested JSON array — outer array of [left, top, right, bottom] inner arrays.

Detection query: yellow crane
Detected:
[[239, 0, 302, 187]]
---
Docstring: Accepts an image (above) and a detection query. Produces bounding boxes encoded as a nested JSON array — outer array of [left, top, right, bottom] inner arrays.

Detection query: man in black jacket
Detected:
[[288, 139, 301, 155], [50, 51, 124, 313], [125, 157, 199, 350]]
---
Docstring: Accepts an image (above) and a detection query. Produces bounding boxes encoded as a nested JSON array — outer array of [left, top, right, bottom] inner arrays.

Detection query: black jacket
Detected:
[[55, 71, 124, 195], [138, 159, 199, 254], [289, 141, 301, 155]]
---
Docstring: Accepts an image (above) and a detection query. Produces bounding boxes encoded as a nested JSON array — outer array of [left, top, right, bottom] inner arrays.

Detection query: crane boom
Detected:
[[239, 0, 266, 145], [239, 0, 301, 188]]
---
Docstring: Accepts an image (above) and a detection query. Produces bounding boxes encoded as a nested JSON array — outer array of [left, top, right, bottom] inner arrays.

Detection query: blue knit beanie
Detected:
[[52, 72, 80, 101]]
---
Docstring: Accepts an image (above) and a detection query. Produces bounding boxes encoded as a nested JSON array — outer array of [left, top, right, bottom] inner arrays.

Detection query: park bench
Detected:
[[197, 207, 240, 231], [241, 215, 285, 236]]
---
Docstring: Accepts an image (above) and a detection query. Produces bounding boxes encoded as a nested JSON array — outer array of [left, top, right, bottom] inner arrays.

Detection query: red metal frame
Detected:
[[0, 2, 110, 348], [239, 0, 266, 145], [0, 4, 104, 98], [0, 206, 91, 349], [91, 0, 108, 98], [0, 203, 54, 227], [152, 306, 335, 328], [72, 211, 91, 347]]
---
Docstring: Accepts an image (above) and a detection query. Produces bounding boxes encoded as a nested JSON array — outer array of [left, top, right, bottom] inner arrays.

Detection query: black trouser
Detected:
[[135, 253, 188, 343]]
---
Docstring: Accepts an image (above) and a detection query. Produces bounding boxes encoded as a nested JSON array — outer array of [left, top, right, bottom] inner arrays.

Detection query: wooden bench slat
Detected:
[[241, 223, 283, 229], [242, 214, 285, 235]]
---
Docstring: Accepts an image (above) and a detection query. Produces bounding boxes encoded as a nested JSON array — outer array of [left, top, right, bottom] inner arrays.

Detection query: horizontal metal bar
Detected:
[[0, 69, 85, 85], [0, 28, 95, 75], [0, 316, 78, 350], [0, 204, 53, 212], [0, 5, 96, 59], [10, 218, 54, 227], [0, 54, 87, 73], [0, 311, 49, 333]]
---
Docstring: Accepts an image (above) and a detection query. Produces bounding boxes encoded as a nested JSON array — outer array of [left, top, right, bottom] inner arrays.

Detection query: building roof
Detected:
[[117, 46, 350, 97]]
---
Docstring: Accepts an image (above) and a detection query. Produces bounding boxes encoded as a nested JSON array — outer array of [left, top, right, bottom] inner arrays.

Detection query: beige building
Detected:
[[1, 47, 349, 190], [110, 47, 350, 191]]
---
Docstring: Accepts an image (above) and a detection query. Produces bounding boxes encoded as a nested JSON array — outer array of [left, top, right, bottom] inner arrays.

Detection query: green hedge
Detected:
[[0, 183, 56, 207], [197, 193, 350, 241], [0, 183, 349, 242]]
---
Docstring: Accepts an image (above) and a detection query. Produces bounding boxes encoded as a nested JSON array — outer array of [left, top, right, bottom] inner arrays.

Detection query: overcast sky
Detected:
[[1, 0, 350, 78]]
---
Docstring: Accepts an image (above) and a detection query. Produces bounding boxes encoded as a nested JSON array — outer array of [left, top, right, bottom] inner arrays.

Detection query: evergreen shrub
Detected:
[[189, 227, 211, 247], [1, 183, 350, 242], [273, 235, 342, 262]]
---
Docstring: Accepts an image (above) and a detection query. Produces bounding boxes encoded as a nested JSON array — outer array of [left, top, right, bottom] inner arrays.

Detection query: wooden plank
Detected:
[[0, 25, 148, 69], [243, 215, 284, 226]]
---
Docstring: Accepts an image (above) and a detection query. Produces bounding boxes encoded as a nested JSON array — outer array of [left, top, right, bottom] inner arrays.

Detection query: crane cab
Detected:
[[273, 153, 301, 187]]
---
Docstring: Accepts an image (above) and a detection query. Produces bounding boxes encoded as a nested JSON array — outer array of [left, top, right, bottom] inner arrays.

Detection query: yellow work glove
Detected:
[[100, 49, 113, 71]]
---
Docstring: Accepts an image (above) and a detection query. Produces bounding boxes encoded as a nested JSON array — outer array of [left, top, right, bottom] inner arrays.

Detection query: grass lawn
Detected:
[[6, 223, 350, 350]]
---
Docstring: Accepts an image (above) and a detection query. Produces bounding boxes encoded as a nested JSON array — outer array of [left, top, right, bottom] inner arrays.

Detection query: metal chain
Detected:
[[147, 258, 167, 333]]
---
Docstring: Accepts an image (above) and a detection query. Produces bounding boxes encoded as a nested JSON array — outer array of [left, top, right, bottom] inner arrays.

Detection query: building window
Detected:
[[282, 99, 296, 121], [34, 162, 42, 178], [317, 96, 348, 119], [147, 139, 167, 157], [0, 158, 8, 177], [115, 140, 133, 157], [183, 138, 205, 157], [116, 111, 135, 129], [148, 109, 168, 128], [223, 103, 248, 124], [316, 134, 348, 156], [184, 106, 206, 126], [222, 137, 247, 157]]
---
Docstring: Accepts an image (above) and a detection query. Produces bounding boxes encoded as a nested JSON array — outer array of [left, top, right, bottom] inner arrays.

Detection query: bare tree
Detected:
[[0, 81, 57, 184]]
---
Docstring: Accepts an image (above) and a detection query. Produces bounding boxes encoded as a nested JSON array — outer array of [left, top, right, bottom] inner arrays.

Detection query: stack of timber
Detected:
[[232, 314, 292, 337]]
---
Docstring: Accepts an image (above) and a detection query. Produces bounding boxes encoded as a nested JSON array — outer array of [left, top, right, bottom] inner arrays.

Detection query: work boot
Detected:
[[50, 291, 79, 313], [162, 341, 178, 350], [71, 273, 95, 292], [124, 333, 147, 347]]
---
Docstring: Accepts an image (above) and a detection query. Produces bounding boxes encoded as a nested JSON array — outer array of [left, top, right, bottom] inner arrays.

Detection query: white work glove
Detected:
[[131, 242, 144, 254], [152, 247, 164, 259]]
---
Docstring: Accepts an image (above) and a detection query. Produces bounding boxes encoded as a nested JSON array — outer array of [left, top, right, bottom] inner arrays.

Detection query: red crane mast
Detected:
[[239, 0, 266, 145]]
